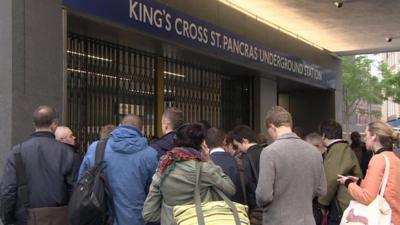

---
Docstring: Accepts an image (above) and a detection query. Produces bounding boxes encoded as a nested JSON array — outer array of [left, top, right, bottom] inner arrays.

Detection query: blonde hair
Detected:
[[265, 106, 292, 128], [367, 121, 400, 149]]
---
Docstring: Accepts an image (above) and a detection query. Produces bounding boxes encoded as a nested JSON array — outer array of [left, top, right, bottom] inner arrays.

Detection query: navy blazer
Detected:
[[210, 150, 245, 204]]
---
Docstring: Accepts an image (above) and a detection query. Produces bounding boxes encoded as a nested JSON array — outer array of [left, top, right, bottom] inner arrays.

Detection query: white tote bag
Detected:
[[340, 154, 392, 225]]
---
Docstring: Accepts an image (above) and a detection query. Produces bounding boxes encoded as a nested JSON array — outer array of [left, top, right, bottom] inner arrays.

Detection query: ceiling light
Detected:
[[386, 36, 400, 42], [164, 71, 185, 78], [334, 1, 343, 8]]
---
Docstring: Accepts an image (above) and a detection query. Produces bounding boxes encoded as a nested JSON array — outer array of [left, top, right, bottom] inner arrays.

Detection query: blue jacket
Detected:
[[79, 126, 158, 225]]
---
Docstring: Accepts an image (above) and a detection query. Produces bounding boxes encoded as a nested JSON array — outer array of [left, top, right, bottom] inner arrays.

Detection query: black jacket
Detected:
[[246, 144, 263, 176], [210, 151, 245, 204], [0, 131, 81, 225], [150, 131, 175, 159], [240, 144, 263, 209]]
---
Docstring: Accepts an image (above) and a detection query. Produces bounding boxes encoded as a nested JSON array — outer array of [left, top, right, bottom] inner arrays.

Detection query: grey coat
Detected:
[[256, 132, 327, 225]]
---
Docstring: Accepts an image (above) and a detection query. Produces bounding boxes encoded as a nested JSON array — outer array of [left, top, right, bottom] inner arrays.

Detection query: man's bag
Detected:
[[340, 154, 392, 225], [68, 140, 115, 225], [173, 161, 250, 225], [14, 145, 69, 225], [27, 207, 68, 225]]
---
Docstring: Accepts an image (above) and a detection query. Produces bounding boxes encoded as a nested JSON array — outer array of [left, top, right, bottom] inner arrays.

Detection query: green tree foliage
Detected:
[[380, 62, 400, 103], [342, 56, 383, 131]]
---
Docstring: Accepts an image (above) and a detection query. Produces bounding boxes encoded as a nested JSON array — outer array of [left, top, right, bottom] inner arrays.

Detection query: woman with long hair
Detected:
[[142, 123, 235, 225], [338, 121, 400, 225]]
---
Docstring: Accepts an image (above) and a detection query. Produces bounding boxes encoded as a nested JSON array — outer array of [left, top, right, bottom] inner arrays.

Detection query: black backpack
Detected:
[[68, 140, 115, 225]]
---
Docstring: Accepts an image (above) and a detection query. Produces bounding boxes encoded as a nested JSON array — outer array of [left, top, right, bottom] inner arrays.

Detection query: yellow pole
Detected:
[[155, 57, 164, 137]]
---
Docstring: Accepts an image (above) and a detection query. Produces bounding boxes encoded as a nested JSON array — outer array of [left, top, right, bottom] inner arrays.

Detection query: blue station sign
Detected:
[[64, 0, 336, 88]]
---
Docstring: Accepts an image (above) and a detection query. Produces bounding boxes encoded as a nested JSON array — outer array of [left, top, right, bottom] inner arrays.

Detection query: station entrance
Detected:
[[277, 79, 336, 135], [66, 33, 251, 149]]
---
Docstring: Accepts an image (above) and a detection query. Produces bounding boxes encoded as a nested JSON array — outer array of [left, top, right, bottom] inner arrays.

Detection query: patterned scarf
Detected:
[[158, 147, 204, 174]]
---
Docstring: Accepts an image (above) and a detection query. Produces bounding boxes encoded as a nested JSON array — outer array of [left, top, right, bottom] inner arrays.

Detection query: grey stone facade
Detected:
[[0, 0, 64, 181]]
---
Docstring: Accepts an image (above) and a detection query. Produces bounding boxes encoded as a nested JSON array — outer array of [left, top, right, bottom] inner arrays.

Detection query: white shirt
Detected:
[[209, 147, 226, 155]]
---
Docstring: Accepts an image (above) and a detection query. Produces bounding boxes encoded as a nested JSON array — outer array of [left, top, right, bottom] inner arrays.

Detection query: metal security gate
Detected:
[[164, 59, 250, 130], [67, 33, 250, 150], [221, 76, 251, 130], [67, 33, 156, 150]]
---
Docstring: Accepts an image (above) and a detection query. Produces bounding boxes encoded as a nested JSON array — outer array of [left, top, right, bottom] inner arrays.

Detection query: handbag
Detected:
[[173, 161, 250, 225], [14, 145, 69, 225], [340, 154, 392, 225]]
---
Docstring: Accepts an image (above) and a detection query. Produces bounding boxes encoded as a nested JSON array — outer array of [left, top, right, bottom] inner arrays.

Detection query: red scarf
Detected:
[[158, 147, 204, 174]]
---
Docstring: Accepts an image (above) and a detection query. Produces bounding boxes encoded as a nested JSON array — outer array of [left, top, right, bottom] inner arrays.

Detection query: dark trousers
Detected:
[[328, 202, 342, 225]]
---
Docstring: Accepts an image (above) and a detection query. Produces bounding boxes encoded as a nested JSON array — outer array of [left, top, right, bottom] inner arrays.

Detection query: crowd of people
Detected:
[[1, 105, 400, 225]]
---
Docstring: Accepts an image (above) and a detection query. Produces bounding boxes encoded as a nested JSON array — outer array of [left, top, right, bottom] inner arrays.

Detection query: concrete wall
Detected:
[[254, 77, 277, 134], [0, 0, 64, 182], [335, 62, 344, 124], [0, 0, 13, 192]]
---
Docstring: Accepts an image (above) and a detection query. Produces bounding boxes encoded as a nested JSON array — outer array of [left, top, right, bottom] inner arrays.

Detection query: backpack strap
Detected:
[[13, 144, 30, 209], [95, 139, 108, 164], [93, 139, 117, 225], [246, 154, 259, 181]]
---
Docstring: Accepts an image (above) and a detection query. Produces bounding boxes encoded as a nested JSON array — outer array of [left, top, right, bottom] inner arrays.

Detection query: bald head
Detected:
[[33, 105, 58, 131], [55, 126, 76, 146], [121, 114, 143, 129]]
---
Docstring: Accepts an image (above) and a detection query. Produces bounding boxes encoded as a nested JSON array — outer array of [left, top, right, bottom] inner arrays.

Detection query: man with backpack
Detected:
[[78, 115, 158, 225], [0, 106, 81, 225], [318, 120, 362, 225], [231, 125, 263, 225]]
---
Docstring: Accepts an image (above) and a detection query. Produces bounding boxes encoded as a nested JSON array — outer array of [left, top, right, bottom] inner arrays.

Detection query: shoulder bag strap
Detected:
[[246, 153, 259, 181], [194, 161, 205, 225], [234, 154, 248, 205], [379, 154, 390, 196], [95, 139, 108, 164], [194, 161, 241, 225], [211, 187, 241, 225], [14, 144, 30, 209]]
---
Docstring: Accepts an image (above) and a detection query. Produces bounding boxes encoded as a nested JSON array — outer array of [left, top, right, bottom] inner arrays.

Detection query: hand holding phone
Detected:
[[337, 174, 348, 184]]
